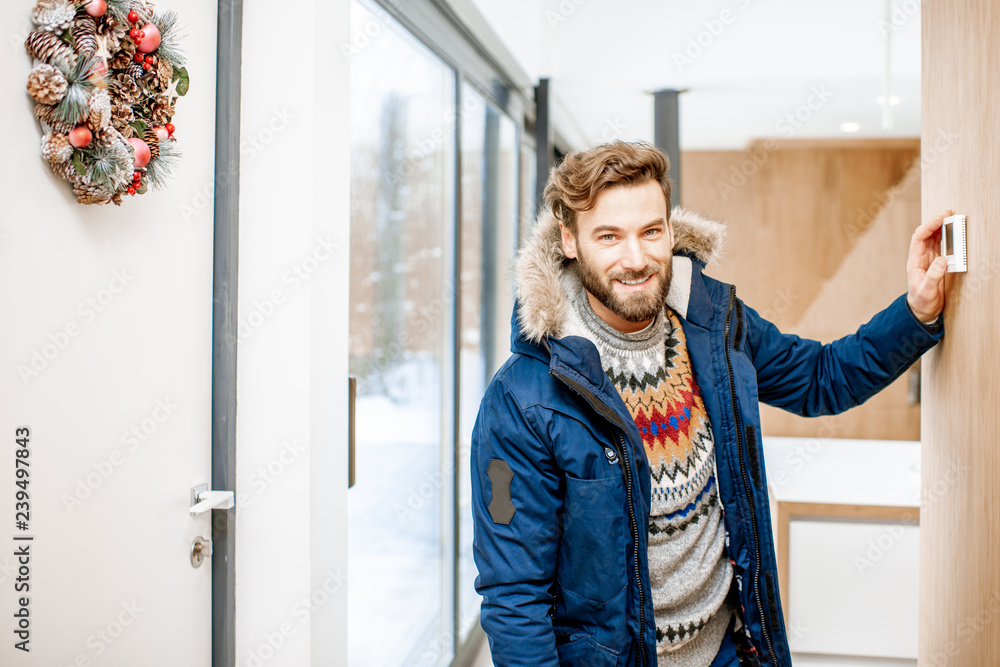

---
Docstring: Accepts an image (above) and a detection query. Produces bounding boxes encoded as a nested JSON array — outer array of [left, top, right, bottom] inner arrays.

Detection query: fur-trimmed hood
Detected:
[[513, 206, 727, 343]]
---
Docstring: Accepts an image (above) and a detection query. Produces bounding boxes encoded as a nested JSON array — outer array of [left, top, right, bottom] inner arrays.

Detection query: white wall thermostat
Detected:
[[941, 214, 967, 273]]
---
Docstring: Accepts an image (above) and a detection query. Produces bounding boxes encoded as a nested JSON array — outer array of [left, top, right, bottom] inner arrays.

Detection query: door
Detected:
[[0, 0, 220, 663]]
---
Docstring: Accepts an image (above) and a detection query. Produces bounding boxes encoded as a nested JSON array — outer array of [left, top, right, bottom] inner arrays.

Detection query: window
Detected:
[[348, 1, 456, 664], [348, 1, 531, 664]]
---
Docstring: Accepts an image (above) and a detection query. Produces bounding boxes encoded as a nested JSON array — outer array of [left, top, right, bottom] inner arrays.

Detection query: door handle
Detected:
[[189, 484, 235, 515], [348, 376, 357, 489]]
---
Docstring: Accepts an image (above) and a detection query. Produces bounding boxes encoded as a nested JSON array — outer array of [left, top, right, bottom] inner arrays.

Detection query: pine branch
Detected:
[[153, 10, 186, 68], [81, 135, 133, 191], [145, 134, 181, 190], [54, 54, 96, 126], [105, 0, 138, 25]]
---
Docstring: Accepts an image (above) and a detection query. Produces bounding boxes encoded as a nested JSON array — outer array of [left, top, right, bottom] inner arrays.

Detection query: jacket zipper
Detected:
[[724, 285, 777, 662], [548, 368, 648, 667]]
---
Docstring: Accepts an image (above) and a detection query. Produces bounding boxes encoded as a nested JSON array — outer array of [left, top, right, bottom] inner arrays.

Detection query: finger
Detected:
[[911, 211, 951, 244], [922, 256, 948, 292]]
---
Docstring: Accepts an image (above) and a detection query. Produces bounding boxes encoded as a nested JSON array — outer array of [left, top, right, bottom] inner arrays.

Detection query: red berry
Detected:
[[137, 31, 145, 40], [145, 55, 154, 64], [134, 52, 144, 63], [129, 28, 139, 40], [127, 186, 136, 195], [127, 10, 139, 23], [165, 123, 175, 135], [133, 171, 142, 181], [142, 62, 151, 71]]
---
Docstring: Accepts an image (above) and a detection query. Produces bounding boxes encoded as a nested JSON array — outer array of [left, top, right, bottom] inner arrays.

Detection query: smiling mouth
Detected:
[[616, 275, 653, 290]]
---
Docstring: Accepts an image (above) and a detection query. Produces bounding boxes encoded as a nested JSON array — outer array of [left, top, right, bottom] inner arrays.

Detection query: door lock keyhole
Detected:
[[191, 536, 213, 569]]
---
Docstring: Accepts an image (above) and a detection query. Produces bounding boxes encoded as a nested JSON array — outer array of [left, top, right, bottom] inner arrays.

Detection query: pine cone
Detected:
[[26, 63, 68, 105], [95, 15, 125, 53], [25, 30, 75, 67], [73, 14, 98, 56], [110, 97, 134, 134], [110, 192, 123, 206], [124, 61, 147, 81], [111, 72, 141, 104], [48, 157, 81, 184], [41, 132, 74, 164], [109, 37, 136, 70], [32, 1, 76, 34], [88, 87, 112, 132], [93, 125, 115, 142], [143, 128, 160, 160], [101, 125, 128, 148], [131, 0, 156, 25], [156, 58, 173, 92], [149, 94, 175, 126], [73, 180, 114, 205], [34, 103, 75, 133], [96, 12, 125, 38]]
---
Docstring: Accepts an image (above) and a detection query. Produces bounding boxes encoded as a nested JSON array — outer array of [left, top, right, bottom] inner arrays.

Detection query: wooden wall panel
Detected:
[[682, 140, 919, 330], [681, 140, 922, 441], [761, 164, 922, 441], [920, 2, 1000, 664]]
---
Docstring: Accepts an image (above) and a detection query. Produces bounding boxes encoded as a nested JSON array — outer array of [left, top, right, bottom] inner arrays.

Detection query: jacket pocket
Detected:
[[556, 631, 620, 667], [558, 475, 627, 606]]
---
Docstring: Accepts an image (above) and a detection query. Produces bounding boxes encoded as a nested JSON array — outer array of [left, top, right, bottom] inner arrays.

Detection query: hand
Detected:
[[906, 210, 952, 324]]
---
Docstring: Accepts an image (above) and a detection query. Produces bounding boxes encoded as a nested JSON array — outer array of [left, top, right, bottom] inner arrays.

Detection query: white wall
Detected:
[[236, 1, 351, 666]]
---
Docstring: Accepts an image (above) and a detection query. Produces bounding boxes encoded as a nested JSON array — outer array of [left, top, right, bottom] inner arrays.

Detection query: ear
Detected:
[[560, 223, 578, 259], [666, 220, 675, 253]]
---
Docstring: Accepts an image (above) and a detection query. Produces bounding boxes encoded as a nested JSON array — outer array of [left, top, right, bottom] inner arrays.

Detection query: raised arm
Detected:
[[748, 211, 953, 416]]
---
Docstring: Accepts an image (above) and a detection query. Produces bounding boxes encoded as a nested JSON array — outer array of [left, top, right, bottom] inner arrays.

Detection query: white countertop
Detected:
[[763, 436, 921, 508]]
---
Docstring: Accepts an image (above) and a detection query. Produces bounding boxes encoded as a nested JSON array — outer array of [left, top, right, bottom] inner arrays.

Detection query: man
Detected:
[[470, 141, 948, 667]]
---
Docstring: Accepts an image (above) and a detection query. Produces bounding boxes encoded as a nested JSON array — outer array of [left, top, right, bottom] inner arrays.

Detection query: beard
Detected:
[[576, 246, 672, 323]]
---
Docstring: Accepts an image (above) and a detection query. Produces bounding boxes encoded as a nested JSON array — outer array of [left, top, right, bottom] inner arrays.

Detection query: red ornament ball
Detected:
[[153, 126, 169, 141], [128, 137, 151, 168], [137, 23, 161, 53], [165, 123, 175, 135], [127, 10, 139, 23], [84, 0, 107, 18], [69, 126, 93, 149]]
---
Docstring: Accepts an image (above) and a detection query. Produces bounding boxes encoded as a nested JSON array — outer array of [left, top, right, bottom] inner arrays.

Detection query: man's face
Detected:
[[561, 180, 674, 333]]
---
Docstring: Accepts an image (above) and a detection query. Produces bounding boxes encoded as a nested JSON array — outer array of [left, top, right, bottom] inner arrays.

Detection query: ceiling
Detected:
[[466, 0, 921, 150]]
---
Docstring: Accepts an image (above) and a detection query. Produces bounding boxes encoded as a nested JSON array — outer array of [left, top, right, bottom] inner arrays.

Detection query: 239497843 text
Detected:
[[13, 426, 33, 653]]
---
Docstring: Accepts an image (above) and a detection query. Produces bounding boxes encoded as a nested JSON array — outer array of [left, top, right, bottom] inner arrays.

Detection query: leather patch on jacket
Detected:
[[487, 459, 515, 525]]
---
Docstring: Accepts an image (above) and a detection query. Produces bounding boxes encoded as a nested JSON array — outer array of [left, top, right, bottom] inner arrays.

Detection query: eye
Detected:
[[599, 234, 616, 242]]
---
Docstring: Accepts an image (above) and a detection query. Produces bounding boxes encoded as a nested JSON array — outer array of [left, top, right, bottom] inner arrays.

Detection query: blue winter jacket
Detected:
[[470, 208, 943, 667]]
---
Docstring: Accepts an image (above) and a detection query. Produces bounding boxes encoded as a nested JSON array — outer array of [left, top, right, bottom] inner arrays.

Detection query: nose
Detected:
[[620, 237, 647, 272]]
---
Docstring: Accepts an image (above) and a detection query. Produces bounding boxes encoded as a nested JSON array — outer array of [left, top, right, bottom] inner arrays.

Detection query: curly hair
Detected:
[[543, 140, 672, 233]]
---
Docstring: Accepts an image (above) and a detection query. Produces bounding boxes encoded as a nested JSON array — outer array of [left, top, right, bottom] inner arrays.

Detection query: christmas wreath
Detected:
[[25, 0, 189, 205]]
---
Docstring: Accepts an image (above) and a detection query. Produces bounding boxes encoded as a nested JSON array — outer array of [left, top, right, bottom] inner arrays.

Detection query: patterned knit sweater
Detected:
[[562, 272, 734, 666]]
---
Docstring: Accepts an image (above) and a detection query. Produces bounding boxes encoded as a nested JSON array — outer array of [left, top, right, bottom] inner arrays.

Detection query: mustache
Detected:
[[609, 266, 659, 282]]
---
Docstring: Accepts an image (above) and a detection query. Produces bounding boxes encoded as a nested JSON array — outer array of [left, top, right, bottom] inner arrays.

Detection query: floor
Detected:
[[466, 639, 917, 667]]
